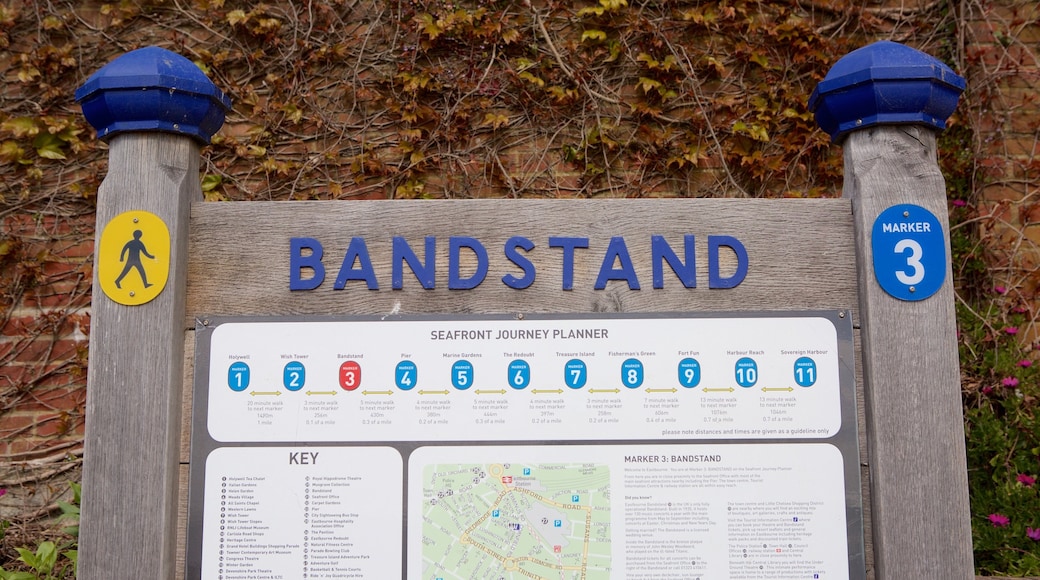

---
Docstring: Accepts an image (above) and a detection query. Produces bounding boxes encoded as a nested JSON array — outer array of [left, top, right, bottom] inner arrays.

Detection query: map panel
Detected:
[[421, 462, 611, 579]]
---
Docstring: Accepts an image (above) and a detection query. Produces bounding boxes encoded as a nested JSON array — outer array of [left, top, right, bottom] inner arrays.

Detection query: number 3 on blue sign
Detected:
[[871, 204, 946, 301]]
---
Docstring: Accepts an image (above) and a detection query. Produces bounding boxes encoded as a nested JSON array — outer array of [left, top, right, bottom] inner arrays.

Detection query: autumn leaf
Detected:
[[733, 121, 770, 142], [418, 13, 442, 40], [2, 117, 39, 138], [226, 9, 248, 26], [482, 112, 510, 130], [750, 53, 770, 69], [636, 77, 662, 94]]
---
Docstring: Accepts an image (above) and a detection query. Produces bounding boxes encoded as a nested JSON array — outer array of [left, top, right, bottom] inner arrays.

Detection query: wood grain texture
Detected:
[[176, 464, 189, 580], [181, 332, 194, 464], [179, 197, 878, 578], [79, 133, 200, 580], [843, 126, 973, 578], [187, 198, 859, 322]]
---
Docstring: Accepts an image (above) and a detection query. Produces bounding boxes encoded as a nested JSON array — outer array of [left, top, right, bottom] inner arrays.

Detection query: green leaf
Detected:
[[57, 500, 79, 517], [636, 53, 658, 68], [518, 71, 545, 87], [22, 541, 57, 574], [33, 133, 66, 160], [577, 6, 606, 17], [581, 29, 606, 42], [201, 174, 223, 192], [14, 547, 37, 569], [63, 549, 78, 575]]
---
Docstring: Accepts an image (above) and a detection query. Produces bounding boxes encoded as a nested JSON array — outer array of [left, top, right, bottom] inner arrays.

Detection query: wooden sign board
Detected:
[[176, 198, 869, 579]]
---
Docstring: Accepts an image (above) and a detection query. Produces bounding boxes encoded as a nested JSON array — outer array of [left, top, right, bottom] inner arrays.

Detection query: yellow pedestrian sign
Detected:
[[98, 210, 170, 305]]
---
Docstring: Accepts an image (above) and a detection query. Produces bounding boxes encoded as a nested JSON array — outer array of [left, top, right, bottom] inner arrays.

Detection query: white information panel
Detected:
[[186, 312, 865, 580], [207, 316, 841, 442]]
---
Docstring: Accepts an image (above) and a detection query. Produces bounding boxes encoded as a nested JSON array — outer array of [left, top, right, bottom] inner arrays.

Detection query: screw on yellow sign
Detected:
[[98, 210, 170, 306]]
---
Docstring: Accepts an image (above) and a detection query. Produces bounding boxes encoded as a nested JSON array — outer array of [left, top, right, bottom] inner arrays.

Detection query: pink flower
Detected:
[[1003, 377, 1020, 388], [1018, 474, 1036, 487], [982, 386, 994, 395], [1020, 360, 1034, 368], [952, 199, 967, 207], [1028, 528, 1040, 541], [1005, 326, 1019, 335], [0, 488, 6, 497], [989, 513, 1011, 527], [994, 286, 1007, 294]]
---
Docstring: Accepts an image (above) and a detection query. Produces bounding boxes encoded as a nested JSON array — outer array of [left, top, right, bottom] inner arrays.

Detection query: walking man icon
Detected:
[[114, 229, 155, 289]]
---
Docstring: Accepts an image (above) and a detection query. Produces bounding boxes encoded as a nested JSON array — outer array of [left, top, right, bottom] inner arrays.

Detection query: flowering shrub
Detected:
[[952, 190, 1040, 574]]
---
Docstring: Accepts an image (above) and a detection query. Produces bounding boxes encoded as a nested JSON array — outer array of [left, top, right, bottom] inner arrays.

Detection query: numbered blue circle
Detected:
[[734, 357, 758, 388], [872, 204, 945, 301], [283, 361, 306, 391], [793, 356, 817, 387], [564, 359, 587, 389], [508, 360, 531, 389], [621, 358, 644, 389], [395, 361, 418, 390], [677, 358, 701, 388], [452, 360, 474, 390], [228, 361, 250, 392]]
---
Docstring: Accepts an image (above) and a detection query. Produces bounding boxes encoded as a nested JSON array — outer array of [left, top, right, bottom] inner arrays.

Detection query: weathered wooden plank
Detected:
[[186, 198, 859, 320], [176, 464, 189, 580], [180, 197, 875, 578], [843, 126, 973, 577], [181, 332, 194, 464], [80, 133, 200, 579]]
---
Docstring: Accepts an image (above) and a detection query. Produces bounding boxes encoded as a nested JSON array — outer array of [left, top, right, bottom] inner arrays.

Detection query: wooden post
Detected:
[[811, 41, 973, 577], [75, 47, 228, 579]]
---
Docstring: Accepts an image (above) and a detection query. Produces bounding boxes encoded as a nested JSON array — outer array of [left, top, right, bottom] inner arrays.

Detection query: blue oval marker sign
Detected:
[[872, 204, 946, 301]]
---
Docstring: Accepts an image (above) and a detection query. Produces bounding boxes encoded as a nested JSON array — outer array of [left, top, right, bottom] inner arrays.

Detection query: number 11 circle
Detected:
[[793, 357, 817, 387]]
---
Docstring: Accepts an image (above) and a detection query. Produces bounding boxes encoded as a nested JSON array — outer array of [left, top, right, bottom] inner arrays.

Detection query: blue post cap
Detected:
[[809, 40, 965, 143], [75, 46, 231, 144]]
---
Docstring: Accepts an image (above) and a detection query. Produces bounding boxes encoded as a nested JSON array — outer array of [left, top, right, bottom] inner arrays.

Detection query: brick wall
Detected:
[[969, 0, 1040, 334], [0, 212, 91, 516]]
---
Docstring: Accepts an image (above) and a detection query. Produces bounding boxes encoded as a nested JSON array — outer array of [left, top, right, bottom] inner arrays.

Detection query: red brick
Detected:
[[4, 439, 42, 457], [50, 239, 95, 260], [40, 260, 87, 278], [13, 338, 85, 364], [0, 413, 35, 436], [35, 412, 78, 438], [982, 185, 1027, 202], [17, 386, 86, 413], [1, 316, 38, 337]]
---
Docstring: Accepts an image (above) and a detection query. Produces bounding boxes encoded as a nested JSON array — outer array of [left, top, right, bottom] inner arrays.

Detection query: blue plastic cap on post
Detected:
[[808, 40, 965, 143], [75, 46, 231, 144]]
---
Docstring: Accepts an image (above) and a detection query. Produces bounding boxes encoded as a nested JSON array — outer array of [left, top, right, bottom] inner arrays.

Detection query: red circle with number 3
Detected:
[[339, 361, 361, 391]]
